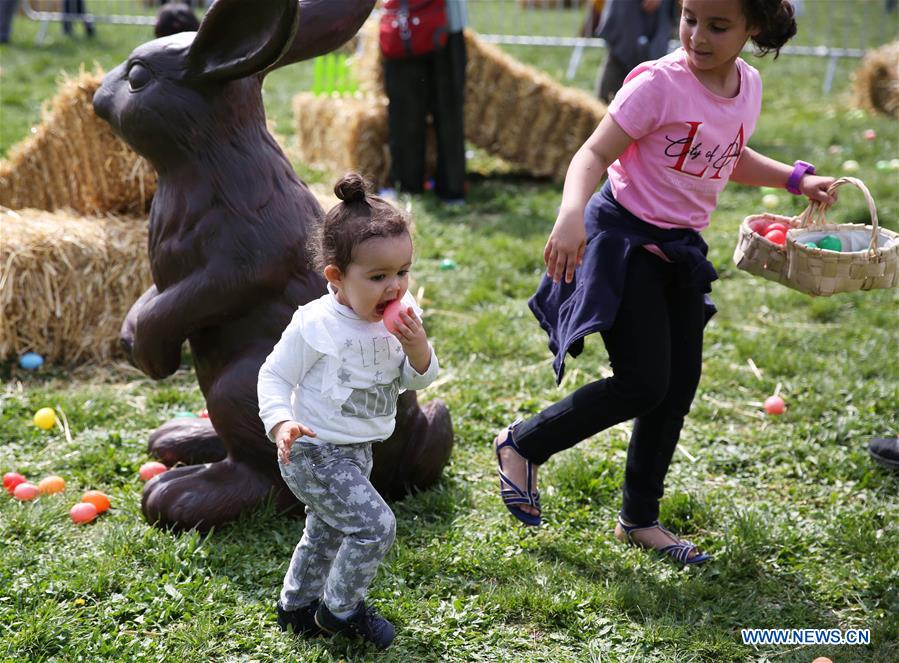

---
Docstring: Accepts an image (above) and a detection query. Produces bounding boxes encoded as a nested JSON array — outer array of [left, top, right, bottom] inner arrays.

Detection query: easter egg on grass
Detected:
[[382, 299, 405, 334], [764, 229, 786, 246], [70, 502, 98, 524], [762, 194, 780, 209], [139, 461, 168, 481], [33, 407, 57, 430], [764, 395, 786, 415], [81, 490, 110, 514], [841, 159, 860, 174], [13, 482, 39, 501], [4, 472, 27, 494], [37, 475, 66, 495]]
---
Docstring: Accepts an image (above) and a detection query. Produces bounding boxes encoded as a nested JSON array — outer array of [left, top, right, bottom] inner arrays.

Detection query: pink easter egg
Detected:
[[139, 461, 168, 481], [764, 395, 786, 415], [382, 299, 405, 334], [13, 482, 39, 501], [70, 502, 98, 524]]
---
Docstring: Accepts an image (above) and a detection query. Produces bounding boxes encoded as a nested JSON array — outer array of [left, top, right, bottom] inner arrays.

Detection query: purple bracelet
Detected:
[[786, 160, 816, 195]]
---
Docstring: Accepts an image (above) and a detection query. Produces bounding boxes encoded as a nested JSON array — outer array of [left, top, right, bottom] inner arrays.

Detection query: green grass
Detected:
[[2, 8, 899, 663]]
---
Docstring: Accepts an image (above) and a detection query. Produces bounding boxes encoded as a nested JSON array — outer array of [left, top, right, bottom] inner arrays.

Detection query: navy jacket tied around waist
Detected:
[[528, 182, 718, 384]]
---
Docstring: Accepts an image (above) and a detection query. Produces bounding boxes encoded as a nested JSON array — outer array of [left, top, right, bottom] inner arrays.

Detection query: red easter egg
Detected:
[[4, 472, 26, 494], [764, 395, 786, 415], [382, 299, 405, 334], [70, 502, 98, 524], [13, 482, 39, 501], [766, 222, 788, 234], [139, 461, 168, 481], [198, 408, 209, 418], [764, 229, 786, 245]]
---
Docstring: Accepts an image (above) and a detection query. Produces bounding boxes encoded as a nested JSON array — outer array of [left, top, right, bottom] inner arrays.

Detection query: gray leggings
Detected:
[[278, 440, 396, 614]]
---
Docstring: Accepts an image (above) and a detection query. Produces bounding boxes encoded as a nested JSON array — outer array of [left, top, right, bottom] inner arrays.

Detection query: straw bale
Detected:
[[0, 71, 157, 215], [348, 22, 606, 182], [0, 207, 152, 364], [293, 93, 393, 186], [853, 40, 899, 120]]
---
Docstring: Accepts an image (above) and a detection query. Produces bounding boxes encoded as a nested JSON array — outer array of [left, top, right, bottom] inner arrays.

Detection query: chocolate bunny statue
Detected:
[[93, 0, 453, 530]]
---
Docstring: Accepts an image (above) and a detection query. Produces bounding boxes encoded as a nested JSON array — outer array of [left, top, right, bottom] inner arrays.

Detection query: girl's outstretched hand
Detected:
[[801, 174, 838, 204], [272, 420, 316, 464], [544, 208, 586, 284]]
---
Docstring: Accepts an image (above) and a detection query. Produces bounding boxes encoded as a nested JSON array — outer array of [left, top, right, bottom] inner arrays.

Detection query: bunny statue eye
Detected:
[[127, 63, 152, 91]]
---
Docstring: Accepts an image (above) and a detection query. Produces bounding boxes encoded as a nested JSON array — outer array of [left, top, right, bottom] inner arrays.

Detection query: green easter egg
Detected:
[[439, 259, 457, 270], [174, 411, 198, 418], [803, 241, 818, 249], [817, 235, 842, 252]]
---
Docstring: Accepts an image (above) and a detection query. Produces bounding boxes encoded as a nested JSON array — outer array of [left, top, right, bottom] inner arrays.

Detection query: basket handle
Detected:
[[795, 177, 880, 253]]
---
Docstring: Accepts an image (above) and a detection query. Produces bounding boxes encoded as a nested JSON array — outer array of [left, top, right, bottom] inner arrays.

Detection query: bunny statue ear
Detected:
[[186, 0, 299, 82]]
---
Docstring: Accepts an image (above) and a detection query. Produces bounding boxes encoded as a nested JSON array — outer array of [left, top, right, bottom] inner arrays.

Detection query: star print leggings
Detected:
[[278, 440, 396, 614]]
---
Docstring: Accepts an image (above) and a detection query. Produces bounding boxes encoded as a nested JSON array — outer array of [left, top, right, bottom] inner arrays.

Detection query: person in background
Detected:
[[594, 0, 675, 103], [154, 2, 199, 38], [383, 0, 468, 204], [62, 0, 94, 38], [0, 0, 18, 44]]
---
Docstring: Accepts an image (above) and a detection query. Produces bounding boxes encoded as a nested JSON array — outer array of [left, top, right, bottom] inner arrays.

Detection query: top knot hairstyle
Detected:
[[742, 0, 797, 58], [311, 173, 411, 272]]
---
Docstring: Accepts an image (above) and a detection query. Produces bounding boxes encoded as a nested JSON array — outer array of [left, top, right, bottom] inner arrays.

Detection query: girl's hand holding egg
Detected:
[[384, 300, 431, 374]]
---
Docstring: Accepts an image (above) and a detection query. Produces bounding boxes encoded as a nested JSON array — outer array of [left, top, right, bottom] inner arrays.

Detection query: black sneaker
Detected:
[[276, 599, 323, 637], [314, 601, 396, 649], [869, 435, 899, 470]]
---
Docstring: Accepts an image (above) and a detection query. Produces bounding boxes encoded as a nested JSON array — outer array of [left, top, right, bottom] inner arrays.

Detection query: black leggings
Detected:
[[514, 249, 706, 524]]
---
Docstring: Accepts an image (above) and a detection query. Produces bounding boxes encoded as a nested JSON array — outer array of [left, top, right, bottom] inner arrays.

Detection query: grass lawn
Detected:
[[2, 8, 899, 663]]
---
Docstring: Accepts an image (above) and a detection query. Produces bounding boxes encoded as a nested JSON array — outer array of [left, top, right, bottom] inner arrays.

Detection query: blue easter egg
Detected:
[[804, 241, 818, 249], [19, 352, 44, 370]]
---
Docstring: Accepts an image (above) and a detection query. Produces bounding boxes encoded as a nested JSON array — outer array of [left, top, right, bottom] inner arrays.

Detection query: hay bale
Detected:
[[350, 21, 606, 182], [0, 71, 157, 215], [0, 207, 152, 364], [293, 93, 392, 186], [853, 40, 899, 120]]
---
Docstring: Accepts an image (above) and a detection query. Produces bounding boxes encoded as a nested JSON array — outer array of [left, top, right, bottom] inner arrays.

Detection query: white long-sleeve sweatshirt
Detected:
[[257, 286, 438, 445]]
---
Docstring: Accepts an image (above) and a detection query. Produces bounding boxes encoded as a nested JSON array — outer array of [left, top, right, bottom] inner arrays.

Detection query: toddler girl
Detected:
[[495, 0, 835, 564], [258, 173, 438, 648]]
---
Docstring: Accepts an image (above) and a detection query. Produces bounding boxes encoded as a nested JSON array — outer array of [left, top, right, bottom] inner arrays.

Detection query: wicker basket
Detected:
[[734, 177, 899, 296]]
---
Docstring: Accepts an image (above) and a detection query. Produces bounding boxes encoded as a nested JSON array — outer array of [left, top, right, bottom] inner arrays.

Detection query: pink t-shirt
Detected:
[[607, 48, 763, 231]]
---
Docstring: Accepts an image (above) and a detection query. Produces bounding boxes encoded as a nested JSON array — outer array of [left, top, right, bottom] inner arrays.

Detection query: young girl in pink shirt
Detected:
[[495, 0, 836, 564]]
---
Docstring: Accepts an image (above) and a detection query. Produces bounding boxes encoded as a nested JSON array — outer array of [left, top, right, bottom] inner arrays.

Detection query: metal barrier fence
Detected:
[[20, 0, 209, 42], [21, 0, 899, 89]]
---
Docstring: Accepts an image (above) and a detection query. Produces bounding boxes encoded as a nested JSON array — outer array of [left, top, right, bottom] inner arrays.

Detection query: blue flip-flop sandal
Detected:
[[495, 423, 541, 527], [616, 514, 711, 565]]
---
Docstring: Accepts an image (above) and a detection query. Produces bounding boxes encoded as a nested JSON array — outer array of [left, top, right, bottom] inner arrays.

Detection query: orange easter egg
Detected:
[[70, 502, 98, 524], [81, 490, 111, 514], [38, 475, 66, 495]]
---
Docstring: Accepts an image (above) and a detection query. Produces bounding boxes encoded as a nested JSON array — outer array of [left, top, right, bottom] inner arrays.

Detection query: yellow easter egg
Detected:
[[33, 407, 57, 430]]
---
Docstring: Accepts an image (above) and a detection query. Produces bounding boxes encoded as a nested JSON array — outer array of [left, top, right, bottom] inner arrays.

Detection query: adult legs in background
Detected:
[[384, 57, 429, 194], [62, 0, 94, 37], [0, 0, 18, 44], [596, 53, 629, 104], [430, 32, 467, 201]]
